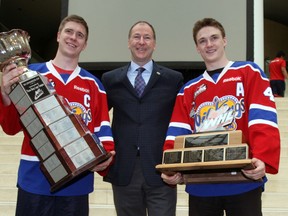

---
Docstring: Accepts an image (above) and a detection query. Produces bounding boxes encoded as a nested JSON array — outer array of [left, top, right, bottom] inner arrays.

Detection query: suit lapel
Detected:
[[118, 64, 139, 96], [141, 64, 161, 97]]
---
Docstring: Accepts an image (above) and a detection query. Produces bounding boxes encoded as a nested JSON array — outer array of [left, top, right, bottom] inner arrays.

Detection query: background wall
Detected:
[[263, 19, 288, 76], [68, 0, 247, 63], [264, 19, 288, 60]]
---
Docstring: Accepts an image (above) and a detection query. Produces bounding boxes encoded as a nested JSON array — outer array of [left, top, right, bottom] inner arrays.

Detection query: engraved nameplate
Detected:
[[9, 74, 51, 114], [162, 144, 248, 164], [163, 151, 182, 164], [174, 130, 243, 149]]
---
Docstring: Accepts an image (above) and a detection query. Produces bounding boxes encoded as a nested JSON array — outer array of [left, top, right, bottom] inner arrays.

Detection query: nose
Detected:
[[138, 36, 145, 44], [206, 39, 213, 47], [69, 32, 77, 40], [72, 34, 77, 40]]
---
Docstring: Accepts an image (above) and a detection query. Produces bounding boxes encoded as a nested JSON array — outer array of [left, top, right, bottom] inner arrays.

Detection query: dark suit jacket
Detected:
[[102, 62, 183, 186]]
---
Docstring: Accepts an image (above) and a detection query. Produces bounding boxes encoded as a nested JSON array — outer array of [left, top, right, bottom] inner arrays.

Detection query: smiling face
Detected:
[[128, 22, 156, 66], [57, 21, 87, 59], [195, 26, 227, 69]]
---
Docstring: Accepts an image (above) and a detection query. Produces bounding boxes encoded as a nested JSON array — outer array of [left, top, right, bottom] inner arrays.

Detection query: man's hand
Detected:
[[161, 172, 183, 185], [91, 150, 116, 172], [242, 157, 266, 180], [1, 63, 24, 106]]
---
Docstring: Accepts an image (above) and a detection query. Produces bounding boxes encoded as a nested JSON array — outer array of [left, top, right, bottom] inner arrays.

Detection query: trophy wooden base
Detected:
[[183, 169, 254, 183], [36, 132, 110, 192], [156, 159, 260, 183], [44, 152, 112, 192]]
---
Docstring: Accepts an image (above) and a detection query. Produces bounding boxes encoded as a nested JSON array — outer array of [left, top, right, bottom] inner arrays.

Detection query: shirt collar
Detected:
[[130, 60, 153, 73]]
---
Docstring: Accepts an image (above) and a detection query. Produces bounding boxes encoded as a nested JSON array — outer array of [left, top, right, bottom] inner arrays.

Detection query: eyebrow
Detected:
[[65, 28, 85, 35], [198, 33, 220, 41]]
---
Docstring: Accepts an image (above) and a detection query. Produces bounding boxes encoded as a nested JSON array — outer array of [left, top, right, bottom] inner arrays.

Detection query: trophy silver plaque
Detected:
[[156, 130, 257, 183], [162, 144, 248, 164], [0, 29, 110, 192], [173, 130, 243, 149]]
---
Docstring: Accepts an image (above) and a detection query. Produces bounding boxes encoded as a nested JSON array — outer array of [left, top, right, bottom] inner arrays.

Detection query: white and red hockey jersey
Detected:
[[164, 61, 280, 197]]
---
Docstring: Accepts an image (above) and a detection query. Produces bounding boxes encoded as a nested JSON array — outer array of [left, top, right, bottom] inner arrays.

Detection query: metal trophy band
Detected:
[[156, 130, 258, 183], [0, 29, 110, 192]]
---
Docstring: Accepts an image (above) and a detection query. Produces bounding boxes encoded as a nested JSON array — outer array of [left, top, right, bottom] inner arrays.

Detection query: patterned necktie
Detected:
[[134, 67, 146, 97]]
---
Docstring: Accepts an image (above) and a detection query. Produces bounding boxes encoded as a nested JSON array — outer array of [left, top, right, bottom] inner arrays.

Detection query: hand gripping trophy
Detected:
[[0, 29, 110, 192]]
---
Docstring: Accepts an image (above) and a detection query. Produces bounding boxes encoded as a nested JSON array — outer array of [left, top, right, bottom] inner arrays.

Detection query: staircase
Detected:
[[262, 97, 288, 216], [0, 97, 288, 216]]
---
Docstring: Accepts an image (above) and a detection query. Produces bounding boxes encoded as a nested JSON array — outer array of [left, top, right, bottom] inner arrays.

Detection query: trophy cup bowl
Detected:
[[0, 29, 37, 80]]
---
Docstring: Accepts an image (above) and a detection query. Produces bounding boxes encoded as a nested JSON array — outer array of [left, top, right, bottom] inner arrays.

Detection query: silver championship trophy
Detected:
[[0, 29, 111, 192]]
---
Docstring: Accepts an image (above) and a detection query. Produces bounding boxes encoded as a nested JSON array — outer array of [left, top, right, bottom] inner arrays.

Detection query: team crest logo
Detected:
[[194, 96, 245, 132], [69, 102, 92, 126]]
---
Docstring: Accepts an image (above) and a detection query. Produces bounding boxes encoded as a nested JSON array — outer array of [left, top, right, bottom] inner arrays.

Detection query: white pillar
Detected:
[[254, 0, 264, 69]]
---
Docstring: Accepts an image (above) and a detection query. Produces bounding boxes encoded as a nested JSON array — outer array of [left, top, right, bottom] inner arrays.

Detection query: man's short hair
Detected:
[[276, 50, 285, 58]]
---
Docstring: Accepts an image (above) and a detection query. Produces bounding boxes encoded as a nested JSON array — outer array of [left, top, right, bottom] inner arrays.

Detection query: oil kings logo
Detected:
[[69, 102, 92, 126], [194, 96, 245, 132]]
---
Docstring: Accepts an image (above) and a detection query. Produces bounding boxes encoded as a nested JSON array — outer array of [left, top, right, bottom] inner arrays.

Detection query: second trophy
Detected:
[[156, 130, 258, 183]]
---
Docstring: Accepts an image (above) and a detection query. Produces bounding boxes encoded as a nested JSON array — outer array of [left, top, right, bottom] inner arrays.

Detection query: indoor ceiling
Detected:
[[264, 0, 288, 27], [0, 0, 64, 62]]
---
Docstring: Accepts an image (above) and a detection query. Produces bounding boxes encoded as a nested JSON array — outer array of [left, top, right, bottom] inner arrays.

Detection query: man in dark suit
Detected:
[[102, 21, 183, 216]]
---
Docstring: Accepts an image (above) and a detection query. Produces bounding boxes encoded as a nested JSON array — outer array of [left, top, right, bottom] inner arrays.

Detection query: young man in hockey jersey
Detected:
[[161, 18, 280, 216], [0, 15, 115, 216]]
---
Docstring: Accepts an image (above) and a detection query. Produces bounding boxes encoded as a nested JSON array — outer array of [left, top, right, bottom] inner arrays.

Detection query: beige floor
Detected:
[[0, 97, 288, 216]]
